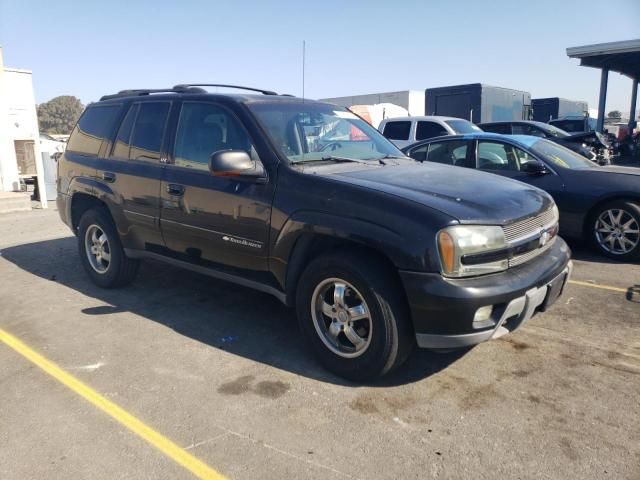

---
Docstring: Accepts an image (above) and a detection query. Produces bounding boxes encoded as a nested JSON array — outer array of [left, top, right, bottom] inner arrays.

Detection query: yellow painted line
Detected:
[[0, 328, 226, 480], [568, 280, 629, 293]]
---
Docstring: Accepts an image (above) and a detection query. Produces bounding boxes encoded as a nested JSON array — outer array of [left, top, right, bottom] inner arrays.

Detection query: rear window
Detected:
[[67, 105, 121, 156], [382, 121, 411, 140]]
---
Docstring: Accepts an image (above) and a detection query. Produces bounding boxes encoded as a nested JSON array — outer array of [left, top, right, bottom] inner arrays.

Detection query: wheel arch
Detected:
[[272, 212, 417, 306], [582, 194, 640, 236]]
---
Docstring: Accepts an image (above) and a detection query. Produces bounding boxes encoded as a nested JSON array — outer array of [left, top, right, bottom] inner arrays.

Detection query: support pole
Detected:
[[629, 79, 638, 131], [596, 68, 609, 133]]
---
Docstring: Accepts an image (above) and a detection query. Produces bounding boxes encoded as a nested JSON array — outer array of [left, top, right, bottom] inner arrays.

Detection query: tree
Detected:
[[607, 110, 622, 120], [37, 96, 84, 134]]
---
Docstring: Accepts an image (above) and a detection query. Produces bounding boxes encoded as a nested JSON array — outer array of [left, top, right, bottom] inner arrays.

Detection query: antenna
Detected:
[[302, 40, 306, 102]]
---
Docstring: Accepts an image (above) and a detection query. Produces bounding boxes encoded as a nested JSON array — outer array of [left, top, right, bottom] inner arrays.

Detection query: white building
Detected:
[[320, 90, 426, 117], [0, 47, 47, 208]]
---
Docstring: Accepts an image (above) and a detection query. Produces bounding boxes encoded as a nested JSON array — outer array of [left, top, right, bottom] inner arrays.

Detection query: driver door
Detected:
[[160, 101, 273, 272], [474, 138, 566, 205]]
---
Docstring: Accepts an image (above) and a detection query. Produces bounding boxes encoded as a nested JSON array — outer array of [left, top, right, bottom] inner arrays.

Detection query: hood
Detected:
[[566, 131, 609, 147], [322, 163, 553, 224], [598, 165, 640, 176]]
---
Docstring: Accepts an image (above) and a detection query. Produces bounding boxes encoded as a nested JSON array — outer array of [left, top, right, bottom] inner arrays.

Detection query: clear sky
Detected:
[[1, 0, 639, 114]]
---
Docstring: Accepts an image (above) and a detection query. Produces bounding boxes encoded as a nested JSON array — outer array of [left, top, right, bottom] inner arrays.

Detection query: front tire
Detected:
[[77, 208, 139, 288], [296, 252, 414, 381], [589, 200, 640, 260]]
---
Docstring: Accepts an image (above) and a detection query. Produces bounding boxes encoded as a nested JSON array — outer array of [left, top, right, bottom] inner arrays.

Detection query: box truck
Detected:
[[532, 98, 588, 123], [425, 83, 531, 124]]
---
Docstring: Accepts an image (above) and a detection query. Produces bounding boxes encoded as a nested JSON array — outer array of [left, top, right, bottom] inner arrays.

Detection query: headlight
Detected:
[[437, 225, 508, 277]]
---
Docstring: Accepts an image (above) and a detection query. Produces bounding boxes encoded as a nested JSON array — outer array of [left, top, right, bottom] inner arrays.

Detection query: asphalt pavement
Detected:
[[0, 208, 638, 479]]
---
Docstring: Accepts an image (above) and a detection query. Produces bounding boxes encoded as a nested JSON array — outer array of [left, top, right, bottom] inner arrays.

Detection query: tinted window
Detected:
[[112, 104, 138, 159], [426, 140, 469, 166], [444, 119, 482, 134], [512, 124, 546, 137], [382, 121, 411, 140], [480, 123, 511, 134], [129, 102, 170, 161], [67, 105, 121, 156], [416, 121, 448, 140], [407, 144, 428, 162], [174, 102, 255, 171]]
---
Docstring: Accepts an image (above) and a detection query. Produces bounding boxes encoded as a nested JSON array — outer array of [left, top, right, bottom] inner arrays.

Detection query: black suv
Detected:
[[57, 84, 572, 380]]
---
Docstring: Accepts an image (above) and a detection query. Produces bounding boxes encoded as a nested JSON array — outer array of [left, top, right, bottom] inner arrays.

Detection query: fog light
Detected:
[[473, 305, 494, 328]]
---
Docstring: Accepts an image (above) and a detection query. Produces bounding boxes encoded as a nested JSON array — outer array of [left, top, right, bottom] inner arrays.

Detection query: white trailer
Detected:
[[320, 90, 425, 117]]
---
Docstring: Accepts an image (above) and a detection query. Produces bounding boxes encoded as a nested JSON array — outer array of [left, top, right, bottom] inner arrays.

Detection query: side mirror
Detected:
[[209, 150, 265, 181], [522, 161, 548, 175]]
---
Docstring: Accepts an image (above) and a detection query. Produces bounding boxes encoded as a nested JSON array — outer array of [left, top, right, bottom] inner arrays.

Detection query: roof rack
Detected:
[[99, 86, 206, 101], [173, 84, 279, 95], [99, 84, 280, 101]]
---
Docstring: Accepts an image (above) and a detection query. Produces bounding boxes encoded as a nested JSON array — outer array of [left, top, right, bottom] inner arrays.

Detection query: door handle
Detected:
[[102, 171, 116, 183], [166, 183, 185, 196]]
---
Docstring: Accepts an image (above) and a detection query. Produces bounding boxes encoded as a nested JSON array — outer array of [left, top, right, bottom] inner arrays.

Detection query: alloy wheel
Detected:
[[84, 224, 112, 273], [311, 278, 373, 358], [594, 208, 640, 255]]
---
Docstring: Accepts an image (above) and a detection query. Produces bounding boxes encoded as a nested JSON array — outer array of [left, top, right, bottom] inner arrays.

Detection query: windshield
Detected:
[[247, 102, 404, 163], [531, 139, 595, 169], [445, 119, 482, 134]]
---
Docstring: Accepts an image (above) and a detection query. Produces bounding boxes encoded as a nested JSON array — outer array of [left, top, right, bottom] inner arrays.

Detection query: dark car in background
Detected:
[[402, 133, 640, 260], [479, 120, 598, 161]]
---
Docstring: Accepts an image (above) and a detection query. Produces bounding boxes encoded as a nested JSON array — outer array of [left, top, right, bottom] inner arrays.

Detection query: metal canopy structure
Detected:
[[567, 39, 640, 132]]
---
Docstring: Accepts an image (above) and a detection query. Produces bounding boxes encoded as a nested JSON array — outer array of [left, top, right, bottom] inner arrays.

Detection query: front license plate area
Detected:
[[540, 273, 567, 311]]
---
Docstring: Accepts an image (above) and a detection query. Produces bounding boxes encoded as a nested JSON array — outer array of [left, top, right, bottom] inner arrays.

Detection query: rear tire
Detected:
[[296, 251, 414, 381], [77, 207, 139, 288], [589, 200, 640, 260]]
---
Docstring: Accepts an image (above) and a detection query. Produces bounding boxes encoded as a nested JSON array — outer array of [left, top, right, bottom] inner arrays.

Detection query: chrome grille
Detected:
[[508, 237, 556, 267], [502, 207, 558, 244]]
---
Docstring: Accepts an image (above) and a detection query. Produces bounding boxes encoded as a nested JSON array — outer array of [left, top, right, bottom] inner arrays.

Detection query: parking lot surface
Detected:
[[1, 208, 639, 480]]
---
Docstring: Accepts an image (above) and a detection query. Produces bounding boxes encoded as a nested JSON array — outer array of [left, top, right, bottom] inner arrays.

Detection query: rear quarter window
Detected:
[[67, 105, 121, 156], [382, 121, 411, 140]]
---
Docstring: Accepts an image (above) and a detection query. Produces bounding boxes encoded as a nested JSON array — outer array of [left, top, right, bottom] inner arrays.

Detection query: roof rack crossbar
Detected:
[[99, 86, 206, 101], [173, 84, 279, 95]]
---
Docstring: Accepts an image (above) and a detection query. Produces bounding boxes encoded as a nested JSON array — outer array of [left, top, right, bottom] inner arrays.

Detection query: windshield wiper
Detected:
[[319, 156, 387, 166]]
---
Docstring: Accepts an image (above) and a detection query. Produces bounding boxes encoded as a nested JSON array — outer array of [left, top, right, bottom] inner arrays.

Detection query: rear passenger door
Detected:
[[160, 101, 272, 273], [406, 139, 472, 167], [100, 101, 172, 250]]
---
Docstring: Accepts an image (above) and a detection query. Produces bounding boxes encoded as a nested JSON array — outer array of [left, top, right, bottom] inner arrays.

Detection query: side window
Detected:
[[477, 141, 519, 171], [513, 146, 539, 169], [382, 121, 411, 140], [174, 102, 255, 171], [416, 121, 448, 141], [408, 144, 428, 162], [512, 124, 546, 137], [67, 105, 121, 156], [129, 102, 170, 161], [112, 104, 138, 159], [481, 124, 511, 134], [426, 140, 469, 166]]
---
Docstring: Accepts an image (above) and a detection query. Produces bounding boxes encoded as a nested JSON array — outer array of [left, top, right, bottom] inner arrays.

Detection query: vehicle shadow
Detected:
[[1, 237, 467, 387], [563, 237, 638, 265]]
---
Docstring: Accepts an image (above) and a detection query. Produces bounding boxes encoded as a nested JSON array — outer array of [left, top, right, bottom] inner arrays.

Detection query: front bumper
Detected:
[[399, 238, 572, 349]]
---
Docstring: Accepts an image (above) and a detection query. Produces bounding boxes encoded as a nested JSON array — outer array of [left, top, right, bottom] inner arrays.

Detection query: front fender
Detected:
[[270, 210, 431, 292]]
